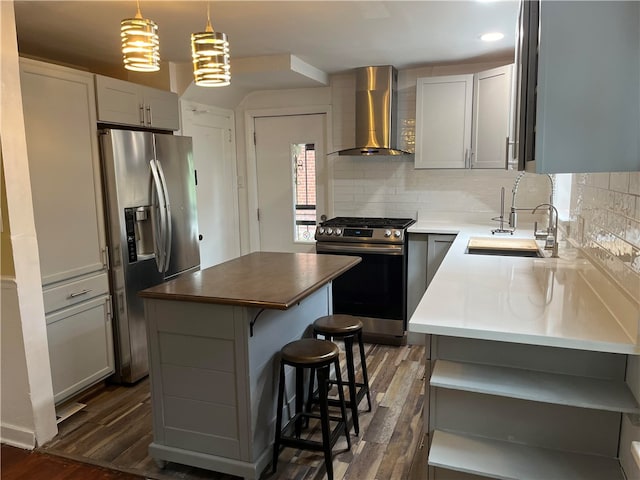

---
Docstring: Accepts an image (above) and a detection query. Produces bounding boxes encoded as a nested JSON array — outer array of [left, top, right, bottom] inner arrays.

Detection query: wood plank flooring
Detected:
[[1, 444, 144, 480], [36, 342, 426, 480]]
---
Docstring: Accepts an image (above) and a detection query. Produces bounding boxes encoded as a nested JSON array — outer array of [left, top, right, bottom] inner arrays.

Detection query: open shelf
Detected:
[[429, 430, 625, 480], [430, 360, 640, 414]]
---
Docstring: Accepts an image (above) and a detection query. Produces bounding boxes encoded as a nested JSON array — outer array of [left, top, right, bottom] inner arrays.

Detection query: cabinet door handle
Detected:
[[146, 105, 152, 126], [505, 136, 510, 170], [505, 137, 515, 170], [139, 104, 145, 125], [68, 288, 92, 299]]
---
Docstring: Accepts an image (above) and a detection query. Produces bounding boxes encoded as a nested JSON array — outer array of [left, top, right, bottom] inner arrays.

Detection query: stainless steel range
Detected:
[[315, 217, 415, 345]]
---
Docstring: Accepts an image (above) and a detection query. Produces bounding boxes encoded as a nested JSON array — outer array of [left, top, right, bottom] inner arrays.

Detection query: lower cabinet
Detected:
[[407, 234, 455, 319], [426, 234, 455, 287], [46, 295, 114, 405], [426, 336, 639, 480]]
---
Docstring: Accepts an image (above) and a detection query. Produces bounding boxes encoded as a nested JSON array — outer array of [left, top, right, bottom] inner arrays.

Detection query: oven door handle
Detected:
[[316, 244, 404, 255]]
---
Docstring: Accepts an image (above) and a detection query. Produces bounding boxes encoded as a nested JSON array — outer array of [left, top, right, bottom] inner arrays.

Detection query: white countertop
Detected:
[[407, 219, 640, 355]]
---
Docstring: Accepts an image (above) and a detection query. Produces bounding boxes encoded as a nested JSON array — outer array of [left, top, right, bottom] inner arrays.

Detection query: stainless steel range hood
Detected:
[[338, 65, 410, 156]]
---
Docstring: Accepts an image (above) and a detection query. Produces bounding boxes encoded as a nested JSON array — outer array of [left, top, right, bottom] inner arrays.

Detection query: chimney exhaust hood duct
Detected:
[[337, 65, 410, 156]]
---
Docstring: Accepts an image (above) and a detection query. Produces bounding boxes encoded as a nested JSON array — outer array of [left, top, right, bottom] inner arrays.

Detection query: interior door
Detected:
[[254, 114, 327, 253], [181, 105, 240, 269]]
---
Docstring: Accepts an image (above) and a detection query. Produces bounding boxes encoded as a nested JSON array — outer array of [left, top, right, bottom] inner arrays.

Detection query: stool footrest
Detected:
[[279, 413, 346, 453], [311, 382, 369, 409]]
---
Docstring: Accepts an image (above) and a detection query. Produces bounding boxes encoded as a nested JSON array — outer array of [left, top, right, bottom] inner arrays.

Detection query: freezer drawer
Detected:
[[42, 272, 109, 314], [46, 295, 114, 404]]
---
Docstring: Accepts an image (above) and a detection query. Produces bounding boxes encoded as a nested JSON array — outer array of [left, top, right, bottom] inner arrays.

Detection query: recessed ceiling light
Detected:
[[480, 32, 505, 42]]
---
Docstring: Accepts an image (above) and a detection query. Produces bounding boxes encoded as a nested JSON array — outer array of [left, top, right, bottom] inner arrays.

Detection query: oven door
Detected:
[[316, 242, 406, 340]]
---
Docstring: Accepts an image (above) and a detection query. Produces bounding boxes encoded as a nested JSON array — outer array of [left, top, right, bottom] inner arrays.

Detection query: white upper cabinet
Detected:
[[20, 58, 108, 285], [522, 1, 640, 173], [94, 75, 179, 131], [415, 65, 514, 170], [472, 64, 514, 169], [415, 74, 474, 169]]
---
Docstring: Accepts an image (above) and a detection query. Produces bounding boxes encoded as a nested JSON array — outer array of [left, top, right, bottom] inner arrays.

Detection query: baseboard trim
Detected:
[[1, 422, 36, 449]]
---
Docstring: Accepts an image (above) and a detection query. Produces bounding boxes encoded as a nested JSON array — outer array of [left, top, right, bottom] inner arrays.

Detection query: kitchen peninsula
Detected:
[[408, 219, 640, 480], [138, 252, 361, 480]]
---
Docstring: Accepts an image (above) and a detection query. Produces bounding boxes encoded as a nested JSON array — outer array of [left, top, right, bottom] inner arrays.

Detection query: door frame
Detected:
[[245, 106, 334, 252]]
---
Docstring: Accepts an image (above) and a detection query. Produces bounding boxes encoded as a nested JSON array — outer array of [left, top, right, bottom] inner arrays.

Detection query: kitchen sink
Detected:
[[466, 247, 544, 258], [466, 237, 544, 258]]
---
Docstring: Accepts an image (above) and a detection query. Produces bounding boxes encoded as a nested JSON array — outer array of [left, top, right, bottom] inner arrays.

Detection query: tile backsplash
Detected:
[[569, 171, 640, 304], [332, 157, 553, 225]]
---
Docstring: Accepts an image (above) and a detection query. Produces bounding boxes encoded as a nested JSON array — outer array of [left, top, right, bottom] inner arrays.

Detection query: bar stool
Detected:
[[272, 338, 350, 480], [308, 314, 372, 436]]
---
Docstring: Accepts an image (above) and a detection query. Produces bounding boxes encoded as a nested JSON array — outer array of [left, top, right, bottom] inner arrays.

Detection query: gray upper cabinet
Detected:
[[95, 75, 179, 131], [415, 74, 474, 169], [415, 65, 514, 170], [522, 0, 640, 173], [472, 64, 514, 169]]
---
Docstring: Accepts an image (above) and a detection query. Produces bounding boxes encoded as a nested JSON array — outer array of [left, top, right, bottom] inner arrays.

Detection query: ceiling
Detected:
[[13, 1, 519, 101]]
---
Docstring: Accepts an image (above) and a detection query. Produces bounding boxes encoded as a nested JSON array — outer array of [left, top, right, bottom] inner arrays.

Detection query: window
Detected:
[[554, 173, 572, 222], [292, 143, 316, 242]]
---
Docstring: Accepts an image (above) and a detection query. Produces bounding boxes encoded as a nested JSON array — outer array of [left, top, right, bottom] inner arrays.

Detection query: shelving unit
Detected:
[[431, 359, 640, 414], [429, 430, 625, 480], [426, 336, 638, 480]]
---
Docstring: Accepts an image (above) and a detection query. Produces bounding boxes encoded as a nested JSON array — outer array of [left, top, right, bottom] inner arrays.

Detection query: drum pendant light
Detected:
[[121, 0, 160, 72], [191, 3, 230, 87]]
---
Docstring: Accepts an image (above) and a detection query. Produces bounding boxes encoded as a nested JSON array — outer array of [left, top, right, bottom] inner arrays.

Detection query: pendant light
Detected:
[[121, 0, 160, 72], [191, 3, 230, 87]]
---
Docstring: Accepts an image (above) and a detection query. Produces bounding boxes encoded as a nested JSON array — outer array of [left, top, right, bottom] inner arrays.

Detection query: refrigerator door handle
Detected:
[[155, 159, 172, 273], [150, 159, 166, 273]]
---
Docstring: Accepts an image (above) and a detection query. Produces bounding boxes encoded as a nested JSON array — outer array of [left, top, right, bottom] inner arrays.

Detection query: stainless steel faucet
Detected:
[[532, 203, 559, 258], [509, 172, 555, 232]]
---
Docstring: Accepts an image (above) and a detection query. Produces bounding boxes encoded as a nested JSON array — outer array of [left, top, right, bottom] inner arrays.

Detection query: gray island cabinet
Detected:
[[139, 252, 361, 480]]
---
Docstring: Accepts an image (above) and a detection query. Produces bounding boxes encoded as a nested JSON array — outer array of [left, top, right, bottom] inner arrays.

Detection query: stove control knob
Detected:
[[393, 230, 402, 238], [384, 229, 392, 237], [318, 227, 325, 235], [334, 228, 342, 236], [326, 228, 333, 235]]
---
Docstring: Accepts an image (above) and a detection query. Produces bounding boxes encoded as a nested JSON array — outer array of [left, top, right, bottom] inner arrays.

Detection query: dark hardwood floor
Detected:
[[0, 444, 144, 479], [15, 342, 426, 480]]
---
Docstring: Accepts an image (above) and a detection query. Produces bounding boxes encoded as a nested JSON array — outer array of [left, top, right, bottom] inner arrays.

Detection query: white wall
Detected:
[[1, 280, 36, 448], [1, 0, 57, 448]]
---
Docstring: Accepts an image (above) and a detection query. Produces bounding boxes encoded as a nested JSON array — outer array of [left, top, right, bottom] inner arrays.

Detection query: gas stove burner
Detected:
[[320, 217, 415, 229]]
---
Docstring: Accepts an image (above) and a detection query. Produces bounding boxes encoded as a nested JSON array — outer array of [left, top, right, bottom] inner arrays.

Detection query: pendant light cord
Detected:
[[206, 3, 213, 32]]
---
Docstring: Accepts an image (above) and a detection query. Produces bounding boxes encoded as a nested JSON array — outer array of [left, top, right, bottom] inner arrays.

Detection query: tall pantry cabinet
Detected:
[[19, 58, 114, 405]]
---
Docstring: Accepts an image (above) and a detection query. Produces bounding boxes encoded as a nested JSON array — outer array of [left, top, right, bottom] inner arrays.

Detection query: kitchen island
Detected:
[[139, 252, 361, 480], [407, 219, 640, 480]]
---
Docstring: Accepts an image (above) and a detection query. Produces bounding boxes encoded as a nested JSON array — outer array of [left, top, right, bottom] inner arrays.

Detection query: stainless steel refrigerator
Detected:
[[99, 128, 200, 383]]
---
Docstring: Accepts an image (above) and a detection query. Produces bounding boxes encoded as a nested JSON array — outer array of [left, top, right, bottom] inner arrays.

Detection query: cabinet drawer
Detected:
[[43, 272, 109, 314]]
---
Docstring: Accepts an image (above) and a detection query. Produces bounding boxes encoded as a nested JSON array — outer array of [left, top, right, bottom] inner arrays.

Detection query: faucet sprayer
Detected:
[[509, 172, 555, 231], [532, 203, 559, 258]]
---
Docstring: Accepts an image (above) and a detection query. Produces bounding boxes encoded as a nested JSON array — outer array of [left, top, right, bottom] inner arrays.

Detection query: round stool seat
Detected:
[[313, 314, 363, 335], [281, 338, 339, 365]]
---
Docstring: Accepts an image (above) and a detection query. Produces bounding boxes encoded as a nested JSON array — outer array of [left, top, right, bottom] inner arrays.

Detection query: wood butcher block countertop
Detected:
[[139, 252, 361, 310]]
